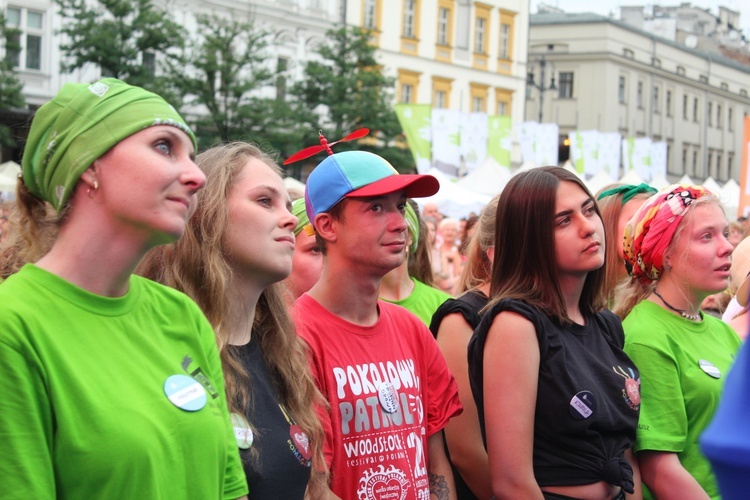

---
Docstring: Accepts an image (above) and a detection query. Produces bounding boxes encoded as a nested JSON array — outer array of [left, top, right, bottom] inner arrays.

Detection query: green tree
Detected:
[[165, 13, 291, 145], [0, 11, 26, 148], [292, 26, 413, 171], [56, 0, 184, 95]]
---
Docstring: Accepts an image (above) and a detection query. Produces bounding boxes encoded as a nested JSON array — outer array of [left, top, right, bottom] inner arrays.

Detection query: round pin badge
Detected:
[[378, 382, 400, 413], [231, 413, 253, 449], [164, 374, 207, 412], [699, 359, 721, 379], [569, 390, 596, 420]]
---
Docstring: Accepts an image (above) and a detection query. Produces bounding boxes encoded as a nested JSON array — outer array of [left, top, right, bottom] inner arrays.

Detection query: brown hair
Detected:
[[136, 142, 328, 494], [487, 167, 606, 323], [407, 199, 434, 286], [0, 178, 71, 278], [456, 194, 500, 294]]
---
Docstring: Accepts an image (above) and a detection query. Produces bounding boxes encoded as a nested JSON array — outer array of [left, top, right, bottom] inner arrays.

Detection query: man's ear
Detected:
[[314, 213, 337, 244]]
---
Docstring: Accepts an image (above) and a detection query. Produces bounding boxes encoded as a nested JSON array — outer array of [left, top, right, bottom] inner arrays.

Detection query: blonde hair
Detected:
[[613, 195, 722, 319], [136, 142, 328, 494], [456, 194, 499, 293]]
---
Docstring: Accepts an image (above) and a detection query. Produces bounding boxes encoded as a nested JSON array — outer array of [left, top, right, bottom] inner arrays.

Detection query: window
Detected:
[[691, 151, 698, 175], [364, 0, 377, 29], [637, 81, 643, 108], [729, 107, 734, 131], [472, 96, 484, 112], [435, 90, 446, 108], [142, 52, 156, 77], [618, 76, 626, 103], [717, 104, 722, 129], [437, 7, 449, 46], [432, 76, 452, 108], [401, 83, 413, 103], [399, 69, 420, 104], [558, 72, 573, 99], [666, 90, 672, 116], [708, 102, 713, 126], [683, 94, 688, 119], [470, 82, 488, 112], [6, 6, 43, 71], [653, 86, 660, 113], [403, 0, 416, 38], [682, 147, 687, 170], [707, 150, 713, 176], [474, 17, 486, 54], [496, 88, 512, 116], [499, 23, 510, 59], [717, 152, 723, 180], [276, 57, 288, 100], [728, 153, 734, 176], [693, 97, 699, 122]]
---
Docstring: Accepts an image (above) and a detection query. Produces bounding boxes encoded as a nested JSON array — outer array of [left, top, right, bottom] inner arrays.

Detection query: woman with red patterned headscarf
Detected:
[[614, 184, 741, 499]]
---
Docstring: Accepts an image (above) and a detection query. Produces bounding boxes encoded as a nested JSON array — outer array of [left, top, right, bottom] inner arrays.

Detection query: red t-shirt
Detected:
[[294, 294, 462, 499]]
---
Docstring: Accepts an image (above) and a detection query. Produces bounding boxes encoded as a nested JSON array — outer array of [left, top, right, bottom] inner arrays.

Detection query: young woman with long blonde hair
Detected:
[[138, 142, 331, 499]]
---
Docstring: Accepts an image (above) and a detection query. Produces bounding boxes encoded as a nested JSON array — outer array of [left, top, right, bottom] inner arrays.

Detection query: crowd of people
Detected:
[[1, 78, 748, 500]]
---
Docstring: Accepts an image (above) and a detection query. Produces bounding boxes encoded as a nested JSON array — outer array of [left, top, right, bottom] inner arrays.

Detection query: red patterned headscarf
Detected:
[[623, 184, 711, 284]]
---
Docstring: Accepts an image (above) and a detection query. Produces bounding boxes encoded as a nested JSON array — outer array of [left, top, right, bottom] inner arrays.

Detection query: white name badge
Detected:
[[164, 374, 207, 412]]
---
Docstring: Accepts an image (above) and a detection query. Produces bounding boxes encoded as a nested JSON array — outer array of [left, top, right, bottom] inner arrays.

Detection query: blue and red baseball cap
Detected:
[[304, 151, 439, 227]]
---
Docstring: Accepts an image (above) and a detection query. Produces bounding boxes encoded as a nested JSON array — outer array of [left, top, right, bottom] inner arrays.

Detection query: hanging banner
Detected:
[[568, 130, 600, 176], [739, 117, 750, 218], [431, 108, 462, 176], [650, 141, 668, 181], [459, 112, 488, 176], [487, 115, 512, 168], [395, 104, 433, 174], [622, 137, 653, 182], [517, 121, 559, 167], [599, 132, 622, 178], [537, 123, 559, 167]]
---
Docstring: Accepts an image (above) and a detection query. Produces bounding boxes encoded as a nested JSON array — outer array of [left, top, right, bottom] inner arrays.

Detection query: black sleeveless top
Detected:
[[428, 289, 489, 500], [235, 337, 312, 499], [468, 299, 640, 493]]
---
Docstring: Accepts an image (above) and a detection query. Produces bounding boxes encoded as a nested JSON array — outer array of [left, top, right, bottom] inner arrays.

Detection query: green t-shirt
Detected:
[[0, 264, 248, 499], [623, 300, 741, 499], [381, 277, 451, 325]]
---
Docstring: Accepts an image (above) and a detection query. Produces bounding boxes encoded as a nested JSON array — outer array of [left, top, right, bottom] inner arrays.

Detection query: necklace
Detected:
[[653, 289, 701, 321]]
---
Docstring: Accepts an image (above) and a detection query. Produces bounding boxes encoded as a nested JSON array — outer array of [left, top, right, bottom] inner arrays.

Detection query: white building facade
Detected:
[[527, 12, 750, 183]]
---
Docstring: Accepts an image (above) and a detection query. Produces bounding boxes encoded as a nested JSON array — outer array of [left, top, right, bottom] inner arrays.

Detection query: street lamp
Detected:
[[527, 56, 557, 123]]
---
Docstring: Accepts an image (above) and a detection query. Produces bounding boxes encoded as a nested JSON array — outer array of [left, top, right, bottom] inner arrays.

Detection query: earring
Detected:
[[87, 180, 99, 198]]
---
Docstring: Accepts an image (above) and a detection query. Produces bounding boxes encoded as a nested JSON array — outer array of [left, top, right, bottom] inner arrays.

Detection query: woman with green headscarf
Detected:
[[0, 79, 248, 499]]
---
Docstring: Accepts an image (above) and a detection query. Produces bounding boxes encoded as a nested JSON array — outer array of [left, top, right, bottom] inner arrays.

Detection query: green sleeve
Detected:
[[625, 342, 687, 453], [0, 329, 55, 499], [194, 311, 248, 499]]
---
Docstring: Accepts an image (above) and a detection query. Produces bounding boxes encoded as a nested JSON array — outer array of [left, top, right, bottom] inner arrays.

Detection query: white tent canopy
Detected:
[[417, 168, 492, 219], [455, 156, 511, 198], [585, 169, 615, 196]]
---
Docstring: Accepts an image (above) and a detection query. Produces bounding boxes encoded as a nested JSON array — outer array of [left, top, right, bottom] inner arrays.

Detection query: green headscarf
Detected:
[[22, 78, 197, 211], [292, 197, 314, 237], [405, 202, 419, 254], [597, 183, 657, 205]]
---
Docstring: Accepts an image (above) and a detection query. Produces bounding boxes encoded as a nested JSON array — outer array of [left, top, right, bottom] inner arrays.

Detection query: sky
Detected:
[[530, 1, 750, 36]]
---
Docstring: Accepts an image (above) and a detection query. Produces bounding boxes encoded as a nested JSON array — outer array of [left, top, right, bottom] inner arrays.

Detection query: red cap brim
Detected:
[[345, 174, 439, 199]]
